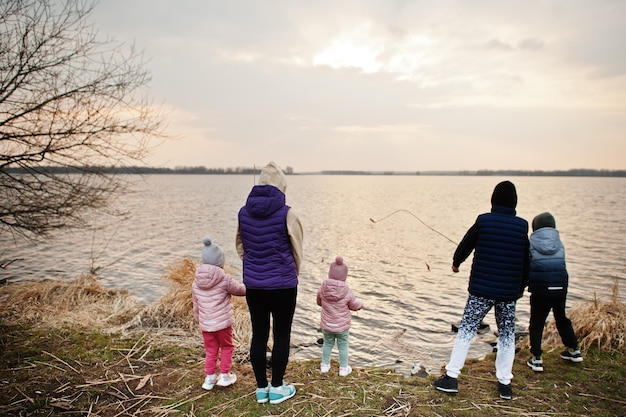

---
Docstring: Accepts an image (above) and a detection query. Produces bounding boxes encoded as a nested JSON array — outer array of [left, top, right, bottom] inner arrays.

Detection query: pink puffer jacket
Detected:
[[316, 279, 363, 333], [192, 264, 246, 333]]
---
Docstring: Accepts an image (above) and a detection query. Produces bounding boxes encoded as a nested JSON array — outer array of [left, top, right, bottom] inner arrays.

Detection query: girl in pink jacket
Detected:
[[192, 237, 246, 390], [316, 256, 363, 376]]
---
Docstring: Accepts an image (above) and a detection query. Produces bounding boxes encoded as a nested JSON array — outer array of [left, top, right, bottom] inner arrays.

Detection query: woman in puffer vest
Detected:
[[236, 161, 303, 405]]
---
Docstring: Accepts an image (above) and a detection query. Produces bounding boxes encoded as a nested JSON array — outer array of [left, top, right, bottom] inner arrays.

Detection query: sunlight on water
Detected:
[[2, 175, 625, 374]]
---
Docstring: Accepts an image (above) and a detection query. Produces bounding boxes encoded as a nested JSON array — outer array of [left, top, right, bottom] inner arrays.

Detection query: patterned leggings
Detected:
[[445, 294, 517, 385]]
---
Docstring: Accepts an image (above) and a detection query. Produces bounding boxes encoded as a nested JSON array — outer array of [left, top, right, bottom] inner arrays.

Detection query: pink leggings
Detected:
[[202, 326, 234, 375]]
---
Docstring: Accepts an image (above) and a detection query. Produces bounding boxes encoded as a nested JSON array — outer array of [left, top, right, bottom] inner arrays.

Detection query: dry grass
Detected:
[[0, 257, 252, 361], [530, 280, 626, 353], [137, 258, 251, 362], [0, 273, 139, 328], [1, 263, 625, 416]]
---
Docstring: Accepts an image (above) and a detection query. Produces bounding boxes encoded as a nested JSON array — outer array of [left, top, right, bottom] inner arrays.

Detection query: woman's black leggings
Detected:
[[246, 287, 297, 388]]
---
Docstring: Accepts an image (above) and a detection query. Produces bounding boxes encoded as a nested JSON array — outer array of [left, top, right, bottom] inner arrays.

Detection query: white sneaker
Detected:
[[269, 383, 296, 404], [320, 362, 330, 373], [256, 385, 270, 403], [339, 365, 352, 377], [216, 372, 237, 387], [202, 374, 216, 390]]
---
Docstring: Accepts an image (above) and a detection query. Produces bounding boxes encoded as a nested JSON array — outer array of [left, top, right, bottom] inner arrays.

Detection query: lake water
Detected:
[[2, 175, 625, 375]]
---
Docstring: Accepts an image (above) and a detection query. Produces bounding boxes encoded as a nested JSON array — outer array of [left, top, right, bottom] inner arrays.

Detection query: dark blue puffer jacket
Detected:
[[238, 185, 298, 290], [528, 227, 568, 297], [454, 205, 529, 301]]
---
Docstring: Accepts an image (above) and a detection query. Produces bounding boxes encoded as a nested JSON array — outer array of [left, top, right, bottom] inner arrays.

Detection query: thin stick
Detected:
[[578, 392, 626, 405], [42, 350, 80, 373], [370, 209, 457, 245], [15, 387, 34, 404]]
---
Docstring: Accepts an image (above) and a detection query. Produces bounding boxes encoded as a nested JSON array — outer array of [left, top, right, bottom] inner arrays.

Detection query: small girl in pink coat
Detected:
[[192, 236, 246, 390], [316, 256, 363, 376]]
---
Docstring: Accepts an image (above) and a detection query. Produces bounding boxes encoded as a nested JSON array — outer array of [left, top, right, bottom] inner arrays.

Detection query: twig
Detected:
[[42, 350, 80, 373], [106, 388, 128, 400], [152, 391, 210, 415], [86, 401, 94, 417], [76, 374, 148, 388], [14, 387, 34, 404], [203, 391, 255, 415], [138, 345, 152, 361], [54, 382, 72, 394], [34, 360, 68, 373], [0, 258, 22, 269], [578, 392, 626, 405], [119, 371, 136, 396], [4, 363, 36, 371], [112, 396, 152, 417], [473, 403, 527, 412], [464, 374, 495, 382], [370, 209, 457, 245]]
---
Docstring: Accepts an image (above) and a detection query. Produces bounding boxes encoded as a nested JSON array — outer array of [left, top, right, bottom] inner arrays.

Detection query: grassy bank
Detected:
[[1, 323, 625, 416], [1, 260, 624, 416]]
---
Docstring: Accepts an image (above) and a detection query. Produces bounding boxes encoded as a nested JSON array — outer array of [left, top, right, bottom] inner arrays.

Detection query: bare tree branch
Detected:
[[0, 0, 167, 240]]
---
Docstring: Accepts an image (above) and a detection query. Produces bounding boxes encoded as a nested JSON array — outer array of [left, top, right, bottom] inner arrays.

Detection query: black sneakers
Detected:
[[527, 356, 544, 372], [435, 373, 513, 400], [433, 374, 458, 393], [560, 349, 583, 363], [498, 382, 512, 400]]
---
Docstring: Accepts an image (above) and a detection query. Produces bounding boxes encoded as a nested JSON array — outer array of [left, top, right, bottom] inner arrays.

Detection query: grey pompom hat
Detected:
[[202, 236, 225, 266]]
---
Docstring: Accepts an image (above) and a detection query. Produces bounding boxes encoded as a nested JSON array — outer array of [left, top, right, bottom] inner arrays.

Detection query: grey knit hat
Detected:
[[201, 236, 225, 266], [532, 212, 556, 231]]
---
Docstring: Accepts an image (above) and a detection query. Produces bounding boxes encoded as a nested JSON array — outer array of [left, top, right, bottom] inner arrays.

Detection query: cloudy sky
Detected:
[[90, 0, 626, 173]]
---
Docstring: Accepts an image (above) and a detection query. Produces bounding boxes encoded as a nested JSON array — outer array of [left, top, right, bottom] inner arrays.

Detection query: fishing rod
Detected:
[[370, 209, 457, 245]]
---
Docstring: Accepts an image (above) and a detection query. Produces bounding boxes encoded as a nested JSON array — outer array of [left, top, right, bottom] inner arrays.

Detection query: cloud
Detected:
[[519, 38, 545, 51], [486, 38, 514, 51], [89, 0, 626, 171]]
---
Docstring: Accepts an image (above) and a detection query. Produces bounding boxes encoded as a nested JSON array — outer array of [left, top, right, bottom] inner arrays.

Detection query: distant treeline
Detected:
[[3, 165, 259, 175], [320, 169, 626, 177], [473, 169, 626, 177], [3, 166, 626, 177]]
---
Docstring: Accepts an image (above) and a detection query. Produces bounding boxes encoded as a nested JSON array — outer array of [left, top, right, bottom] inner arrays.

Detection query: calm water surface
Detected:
[[3, 175, 625, 375]]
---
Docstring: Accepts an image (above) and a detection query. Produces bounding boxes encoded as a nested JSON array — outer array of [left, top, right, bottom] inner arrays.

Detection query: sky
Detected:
[[89, 0, 626, 173]]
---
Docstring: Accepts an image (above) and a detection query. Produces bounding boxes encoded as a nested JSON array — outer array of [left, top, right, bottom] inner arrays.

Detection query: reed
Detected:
[[2, 264, 625, 416], [135, 257, 196, 330], [539, 280, 625, 352], [0, 257, 251, 361], [139, 257, 251, 362], [0, 274, 139, 328], [2, 265, 623, 357]]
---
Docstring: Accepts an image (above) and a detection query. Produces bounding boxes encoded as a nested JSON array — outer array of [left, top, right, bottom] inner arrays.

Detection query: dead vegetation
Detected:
[[1, 262, 625, 416], [522, 280, 626, 353], [563, 280, 625, 351], [0, 258, 252, 363]]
